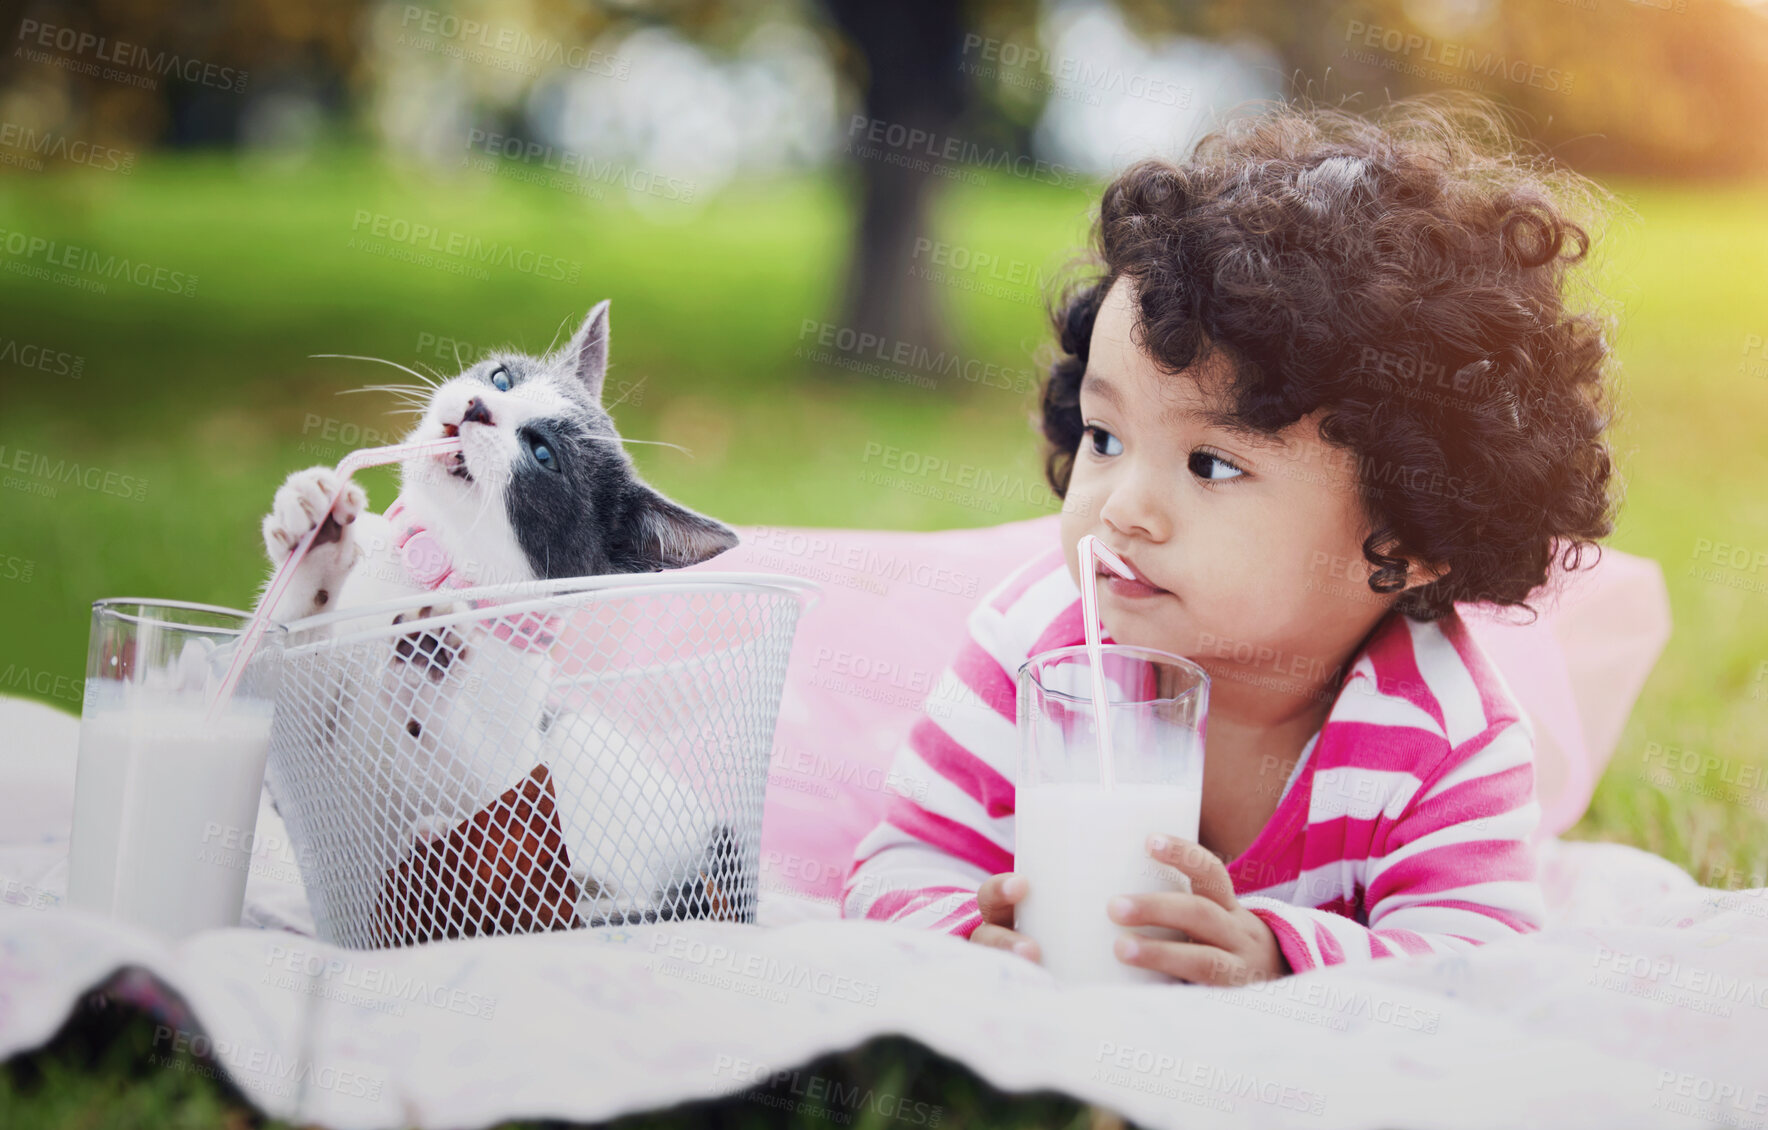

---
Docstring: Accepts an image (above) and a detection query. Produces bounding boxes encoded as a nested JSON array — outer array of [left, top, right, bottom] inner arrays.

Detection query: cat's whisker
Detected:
[[602, 374, 646, 414], [585, 436, 695, 459], [335, 380, 429, 391], [312, 354, 441, 389], [462, 468, 503, 536], [544, 312, 575, 359], [335, 390, 432, 416], [337, 384, 432, 399]]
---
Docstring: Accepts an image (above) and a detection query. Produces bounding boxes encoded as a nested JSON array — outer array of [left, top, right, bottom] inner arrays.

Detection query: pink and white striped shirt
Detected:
[[840, 544, 1546, 974]]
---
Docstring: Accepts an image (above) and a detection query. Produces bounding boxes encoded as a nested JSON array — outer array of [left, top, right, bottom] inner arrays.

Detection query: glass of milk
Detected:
[[67, 599, 285, 938], [1013, 644, 1208, 985]]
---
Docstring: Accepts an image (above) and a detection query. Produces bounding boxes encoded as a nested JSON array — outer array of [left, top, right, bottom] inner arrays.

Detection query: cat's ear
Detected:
[[627, 484, 741, 570], [564, 299, 611, 402]]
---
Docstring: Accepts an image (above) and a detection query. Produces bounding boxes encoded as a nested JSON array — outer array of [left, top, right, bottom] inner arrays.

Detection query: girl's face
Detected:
[[1059, 278, 1401, 703]]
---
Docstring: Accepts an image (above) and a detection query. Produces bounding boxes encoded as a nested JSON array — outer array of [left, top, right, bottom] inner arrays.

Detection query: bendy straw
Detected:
[[1076, 534, 1137, 788], [205, 437, 465, 721]]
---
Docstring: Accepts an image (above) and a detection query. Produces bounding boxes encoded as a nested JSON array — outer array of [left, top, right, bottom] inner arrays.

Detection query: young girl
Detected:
[[840, 96, 1615, 984]]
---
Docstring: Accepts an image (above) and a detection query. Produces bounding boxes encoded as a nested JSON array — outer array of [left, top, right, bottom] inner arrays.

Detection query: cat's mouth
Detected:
[[440, 422, 475, 483]]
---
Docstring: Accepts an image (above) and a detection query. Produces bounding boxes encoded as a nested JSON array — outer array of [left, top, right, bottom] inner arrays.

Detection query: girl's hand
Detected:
[[969, 872, 1041, 963], [1108, 834, 1291, 986]]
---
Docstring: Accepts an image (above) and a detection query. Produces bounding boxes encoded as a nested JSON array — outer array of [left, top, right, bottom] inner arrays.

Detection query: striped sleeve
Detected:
[[840, 553, 1057, 936], [1241, 714, 1546, 973]]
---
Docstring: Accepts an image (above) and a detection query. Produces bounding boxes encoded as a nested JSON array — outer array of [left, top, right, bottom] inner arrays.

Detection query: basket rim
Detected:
[[277, 571, 821, 641]]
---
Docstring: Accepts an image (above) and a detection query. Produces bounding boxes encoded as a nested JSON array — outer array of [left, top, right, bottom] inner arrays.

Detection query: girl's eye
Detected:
[[1188, 449, 1245, 483], [491, 366, 512, 392], [1084, 425, 1123, 457]]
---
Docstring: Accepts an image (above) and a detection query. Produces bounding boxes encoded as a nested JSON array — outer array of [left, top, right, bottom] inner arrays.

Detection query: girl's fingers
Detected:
[[1145, 834, 1236, 910], [976, 872, 1029, 926], [1113, 936, 1265, 987], [970, 923, 1041, 963], [1107, 891, 1239, 951]]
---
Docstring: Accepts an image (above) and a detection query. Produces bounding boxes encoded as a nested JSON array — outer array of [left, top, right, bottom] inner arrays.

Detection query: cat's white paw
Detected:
[[390, 603, 473, 685], [263, 466, 367, 565]]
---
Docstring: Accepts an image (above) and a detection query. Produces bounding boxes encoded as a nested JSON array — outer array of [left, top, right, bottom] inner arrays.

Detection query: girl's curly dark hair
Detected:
[[1039, 95, 1619, 621]]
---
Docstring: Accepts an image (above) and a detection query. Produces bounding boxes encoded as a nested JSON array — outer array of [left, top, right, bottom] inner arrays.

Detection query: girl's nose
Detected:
[[1098, 471, 1169, 543]]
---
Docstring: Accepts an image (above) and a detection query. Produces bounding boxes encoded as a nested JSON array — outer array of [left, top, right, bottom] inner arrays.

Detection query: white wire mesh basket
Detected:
[[263, 573, 816, 949]]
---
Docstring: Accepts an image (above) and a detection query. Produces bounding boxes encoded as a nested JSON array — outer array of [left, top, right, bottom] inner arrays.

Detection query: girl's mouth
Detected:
[[1103, 573, 1167, 600], [1095, 558, 1168, 600]]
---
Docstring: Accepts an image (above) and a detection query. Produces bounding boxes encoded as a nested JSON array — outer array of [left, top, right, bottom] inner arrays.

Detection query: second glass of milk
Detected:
[[1014, 644, 1208, 985], [67, 599, 285, 939]]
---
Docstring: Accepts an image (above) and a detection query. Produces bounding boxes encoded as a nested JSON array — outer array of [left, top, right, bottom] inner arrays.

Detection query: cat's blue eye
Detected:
[[491, 366, 512, 392], [521, 427, 561, 472]]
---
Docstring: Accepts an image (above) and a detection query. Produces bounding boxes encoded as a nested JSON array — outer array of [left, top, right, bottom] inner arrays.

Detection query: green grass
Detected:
[[1572, 181, 1768, 888], [2, 151, 1766, 1126]]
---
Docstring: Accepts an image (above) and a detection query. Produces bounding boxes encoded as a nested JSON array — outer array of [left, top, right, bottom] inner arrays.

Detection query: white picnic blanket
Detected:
[[3, 695, 1765, 1130]]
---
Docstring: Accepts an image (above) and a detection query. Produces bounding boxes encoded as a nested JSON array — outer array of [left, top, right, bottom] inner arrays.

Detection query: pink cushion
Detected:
[[682, 516, 1671, 901]]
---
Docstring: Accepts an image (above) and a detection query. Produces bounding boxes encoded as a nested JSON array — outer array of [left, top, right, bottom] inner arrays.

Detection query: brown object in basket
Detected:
[[371, 764, 582, 946]]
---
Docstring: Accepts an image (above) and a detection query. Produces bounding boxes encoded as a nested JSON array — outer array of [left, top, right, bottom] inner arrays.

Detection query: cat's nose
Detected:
[[462, 397, 494, 427]]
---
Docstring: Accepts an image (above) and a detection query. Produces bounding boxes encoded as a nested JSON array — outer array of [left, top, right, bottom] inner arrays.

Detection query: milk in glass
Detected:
[[1014, 776, 1202, 984], [68, 693, 273, 937]]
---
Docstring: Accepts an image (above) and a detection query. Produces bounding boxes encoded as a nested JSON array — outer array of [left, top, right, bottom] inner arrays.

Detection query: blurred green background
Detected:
[[4, 0, 1768, 1125]]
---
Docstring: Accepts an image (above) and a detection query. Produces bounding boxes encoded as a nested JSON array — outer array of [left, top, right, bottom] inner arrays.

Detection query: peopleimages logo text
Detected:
[[0, 445, 148, 501], [399, 6, 630, 77], [0, 228, 197, 296], [0, 123, 134, 173], [846, 116, 1078, 188], [465, 130, 696, 202], [348, 211, 582, 282], [15, 20, 248, 93], [1343, 21, 1574, 93]]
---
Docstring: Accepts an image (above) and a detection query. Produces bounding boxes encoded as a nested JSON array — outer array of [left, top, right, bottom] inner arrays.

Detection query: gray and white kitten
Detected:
[[260, 301, 739, 931], [263, 299, 737, 620]]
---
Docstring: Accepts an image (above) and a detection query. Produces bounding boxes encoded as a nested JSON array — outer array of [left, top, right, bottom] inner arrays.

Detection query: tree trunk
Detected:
[[824, 0, 970, 365]]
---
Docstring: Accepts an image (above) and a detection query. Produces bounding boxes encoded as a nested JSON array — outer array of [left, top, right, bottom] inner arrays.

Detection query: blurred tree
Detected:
[[821, 0, 972, 359]]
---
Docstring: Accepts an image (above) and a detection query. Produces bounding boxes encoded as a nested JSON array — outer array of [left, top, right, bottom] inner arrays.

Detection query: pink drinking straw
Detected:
[[1076, 534, 1137, 789], [205, 437, 465, 721]]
